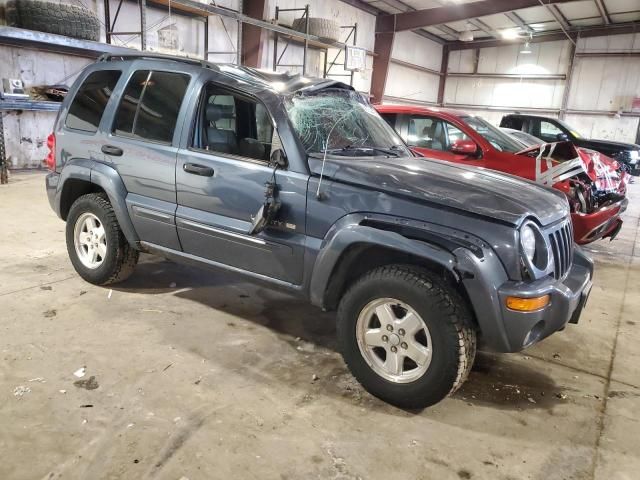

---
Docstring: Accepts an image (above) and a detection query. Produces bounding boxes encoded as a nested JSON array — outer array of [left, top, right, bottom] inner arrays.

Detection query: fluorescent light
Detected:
[[459, 30, 474, 42], [501, 29, 521, 40]]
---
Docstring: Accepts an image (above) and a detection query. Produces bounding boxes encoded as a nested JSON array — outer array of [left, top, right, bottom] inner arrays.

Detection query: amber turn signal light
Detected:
[[506, 295, 550, 312]]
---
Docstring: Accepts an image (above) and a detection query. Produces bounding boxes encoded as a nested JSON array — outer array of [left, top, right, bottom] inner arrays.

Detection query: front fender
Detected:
[[308, 214, 458, 308]]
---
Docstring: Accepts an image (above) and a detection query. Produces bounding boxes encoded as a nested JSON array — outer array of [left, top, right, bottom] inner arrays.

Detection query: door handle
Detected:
[[101, 145, 123, 156], [183, 163, 214, 177]]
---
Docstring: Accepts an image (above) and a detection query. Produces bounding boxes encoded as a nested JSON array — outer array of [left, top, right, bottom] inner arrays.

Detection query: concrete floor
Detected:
[[1, 171, 639, 480]]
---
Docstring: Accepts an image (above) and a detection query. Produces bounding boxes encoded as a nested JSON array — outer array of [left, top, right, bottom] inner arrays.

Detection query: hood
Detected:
[[516, 141, 586, 186], [310, 155, 569, 226]]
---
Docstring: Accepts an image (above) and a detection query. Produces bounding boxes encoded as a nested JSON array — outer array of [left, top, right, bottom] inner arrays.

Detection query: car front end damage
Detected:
[[455, 217, 594, 353], [517, 141, 628, 244]]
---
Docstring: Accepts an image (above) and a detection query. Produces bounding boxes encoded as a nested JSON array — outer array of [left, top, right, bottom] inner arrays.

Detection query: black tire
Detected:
[[291, 17, 341, 42], [66, 193, 139, 286], [6, 0, 100, 41], [337, 265, 476, 409]]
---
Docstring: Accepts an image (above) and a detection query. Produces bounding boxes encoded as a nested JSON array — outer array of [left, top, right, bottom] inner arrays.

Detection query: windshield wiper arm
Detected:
[[324, 145, 402, 157]]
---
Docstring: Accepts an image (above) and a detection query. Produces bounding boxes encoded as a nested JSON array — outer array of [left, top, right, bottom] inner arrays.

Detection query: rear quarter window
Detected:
[[65, 70, 122, 133]]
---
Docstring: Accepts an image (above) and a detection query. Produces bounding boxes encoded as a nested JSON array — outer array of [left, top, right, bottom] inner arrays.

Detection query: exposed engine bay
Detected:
[[518, 141, 627, 215]]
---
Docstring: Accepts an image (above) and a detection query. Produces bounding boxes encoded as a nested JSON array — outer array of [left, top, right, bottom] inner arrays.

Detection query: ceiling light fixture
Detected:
[[521, 41, 532, 54], [458, 22, 474, 42], [501, 28, 521, 40]]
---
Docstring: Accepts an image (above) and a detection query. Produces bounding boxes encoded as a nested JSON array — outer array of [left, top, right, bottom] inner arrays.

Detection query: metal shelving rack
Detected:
[[272, 4, 359, 84], [103, 0, 241, 63]]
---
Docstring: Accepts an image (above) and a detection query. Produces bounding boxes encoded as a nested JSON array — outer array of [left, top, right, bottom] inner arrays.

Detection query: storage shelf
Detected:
[[0, 26, 137, 58], [0, 100, 61, 112]]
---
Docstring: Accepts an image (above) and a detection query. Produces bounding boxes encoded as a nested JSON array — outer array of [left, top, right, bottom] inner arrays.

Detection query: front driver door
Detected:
[[174, 79, 307, 285]]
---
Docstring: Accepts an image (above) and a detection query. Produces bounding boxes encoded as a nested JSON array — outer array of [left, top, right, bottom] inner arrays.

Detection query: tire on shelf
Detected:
[[291, 17, 341, 43], [5, 0, 100, 41]]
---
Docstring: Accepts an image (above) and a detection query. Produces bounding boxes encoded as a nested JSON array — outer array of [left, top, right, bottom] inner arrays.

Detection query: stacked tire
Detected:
[[6, 0, 100, 41], [291, 17, 341, 43]]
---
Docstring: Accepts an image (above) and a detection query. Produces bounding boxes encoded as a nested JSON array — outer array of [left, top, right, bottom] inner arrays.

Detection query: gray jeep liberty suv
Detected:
[[45, 54, 594, 408]]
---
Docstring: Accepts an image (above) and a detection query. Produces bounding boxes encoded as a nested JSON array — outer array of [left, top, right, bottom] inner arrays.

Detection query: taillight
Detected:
[[45, 133, 56, 171]]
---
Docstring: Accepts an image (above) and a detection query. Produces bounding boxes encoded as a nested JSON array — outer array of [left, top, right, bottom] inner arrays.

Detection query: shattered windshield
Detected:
[[462, 115, 523, 153], [284, 89, 410, 157]]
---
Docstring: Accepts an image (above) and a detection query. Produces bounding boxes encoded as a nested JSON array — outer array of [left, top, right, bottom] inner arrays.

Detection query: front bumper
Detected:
[[496, 249, 593, 351], [459, 246, 594, 353], [572, 197, 628, 244]]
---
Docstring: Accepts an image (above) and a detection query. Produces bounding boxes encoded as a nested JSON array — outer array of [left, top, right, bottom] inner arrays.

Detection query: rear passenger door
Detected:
[[104, 68, 192, 250], [174, 80, 307, 285]]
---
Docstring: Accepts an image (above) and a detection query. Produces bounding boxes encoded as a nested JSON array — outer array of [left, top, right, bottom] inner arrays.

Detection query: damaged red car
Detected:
[[376, 105, 628, 245]]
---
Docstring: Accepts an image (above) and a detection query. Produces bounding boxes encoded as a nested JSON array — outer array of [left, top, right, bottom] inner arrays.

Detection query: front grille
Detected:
[[547, 220, 573, 279]]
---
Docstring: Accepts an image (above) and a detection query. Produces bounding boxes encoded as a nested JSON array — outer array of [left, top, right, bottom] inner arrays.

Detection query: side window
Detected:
[[502, 116, 524, 130], [113, 70, 190, 143], [539, 121, 563, 142], [446, 123, 470, 145], [65, 70, 121, 133], [407, 116, 447, 151], [191, 84, 279, 162]]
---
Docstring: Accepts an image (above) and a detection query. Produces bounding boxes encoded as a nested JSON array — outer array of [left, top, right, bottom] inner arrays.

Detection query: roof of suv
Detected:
[[97, 53, 353, 96]]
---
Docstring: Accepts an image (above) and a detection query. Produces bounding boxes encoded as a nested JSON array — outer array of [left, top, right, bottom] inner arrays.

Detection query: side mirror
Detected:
[[450, 139, 477, 155], [556, 132, 569, 141], [270, 148, 287, 168]]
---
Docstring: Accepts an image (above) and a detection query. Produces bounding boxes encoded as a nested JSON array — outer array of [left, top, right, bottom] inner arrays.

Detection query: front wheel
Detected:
[[337, 265, 476, 409], [66, 193, 138, 285]]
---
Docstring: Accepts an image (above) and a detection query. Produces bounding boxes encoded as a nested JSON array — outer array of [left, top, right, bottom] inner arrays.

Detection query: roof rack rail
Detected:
[[96, 52, 210, 68]]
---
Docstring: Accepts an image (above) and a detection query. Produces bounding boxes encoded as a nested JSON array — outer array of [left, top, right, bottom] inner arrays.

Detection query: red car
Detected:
[[376, 105, 628, 244]]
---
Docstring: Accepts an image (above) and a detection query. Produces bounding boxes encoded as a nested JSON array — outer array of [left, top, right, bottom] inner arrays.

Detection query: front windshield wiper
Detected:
[[322, 145, 402, 157]]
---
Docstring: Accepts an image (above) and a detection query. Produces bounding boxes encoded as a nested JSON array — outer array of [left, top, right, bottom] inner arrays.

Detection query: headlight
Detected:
[[519, 221, 551, 279], [520, 224, 537, 261]]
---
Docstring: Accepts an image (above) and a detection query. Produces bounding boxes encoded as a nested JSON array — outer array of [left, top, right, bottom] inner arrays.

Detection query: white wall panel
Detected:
[[564, 114, 640, 143], [568, 56, 640, 111], [385, 63, 439, 103], [391, 31, 442, 71], [578, 32, 640, 52], [447, 49, 475, 73], [445, 77, 565, 109]]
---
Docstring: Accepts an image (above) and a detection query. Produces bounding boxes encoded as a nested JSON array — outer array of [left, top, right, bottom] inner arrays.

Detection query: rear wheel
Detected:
[[337, 265, 476, 409], [66, 193, 138, 285]]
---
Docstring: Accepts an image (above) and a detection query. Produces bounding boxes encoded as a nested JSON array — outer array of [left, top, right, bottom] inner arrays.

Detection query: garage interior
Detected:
[[1, 0, 640, 479]]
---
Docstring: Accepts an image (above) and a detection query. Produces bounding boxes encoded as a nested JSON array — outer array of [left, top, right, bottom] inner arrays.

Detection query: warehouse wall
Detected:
[[0, 49, 91, 168], [445, 40, 571, 109], [564, 33, 640, 142], [384, 31, 443, 104], [439, 33, 640, 143]]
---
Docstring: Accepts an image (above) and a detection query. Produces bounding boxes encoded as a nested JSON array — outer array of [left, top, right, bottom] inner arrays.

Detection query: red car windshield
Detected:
[[461, 116, 523, 153]]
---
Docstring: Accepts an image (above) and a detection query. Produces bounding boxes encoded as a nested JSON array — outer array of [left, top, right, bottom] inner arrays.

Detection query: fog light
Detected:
[[506, 295, 550, 312]]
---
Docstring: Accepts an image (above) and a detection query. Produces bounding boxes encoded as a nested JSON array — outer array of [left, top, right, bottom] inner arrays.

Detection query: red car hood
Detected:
[[515, 141, 627, 194]]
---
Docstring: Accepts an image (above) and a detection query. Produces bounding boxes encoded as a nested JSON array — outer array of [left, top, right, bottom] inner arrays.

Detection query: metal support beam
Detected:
[[241, 0, 266, 67], [559, 39, 577, 120], [547, 5, 571, 30], [504, 11, 535, 34], [594, 0, 611, 24], [437, 44, 449, 106], [371, 17, 395, 104], [377, 0, 583, 32], [448, 22, 640, 50], [468, 19, 499, 39]]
